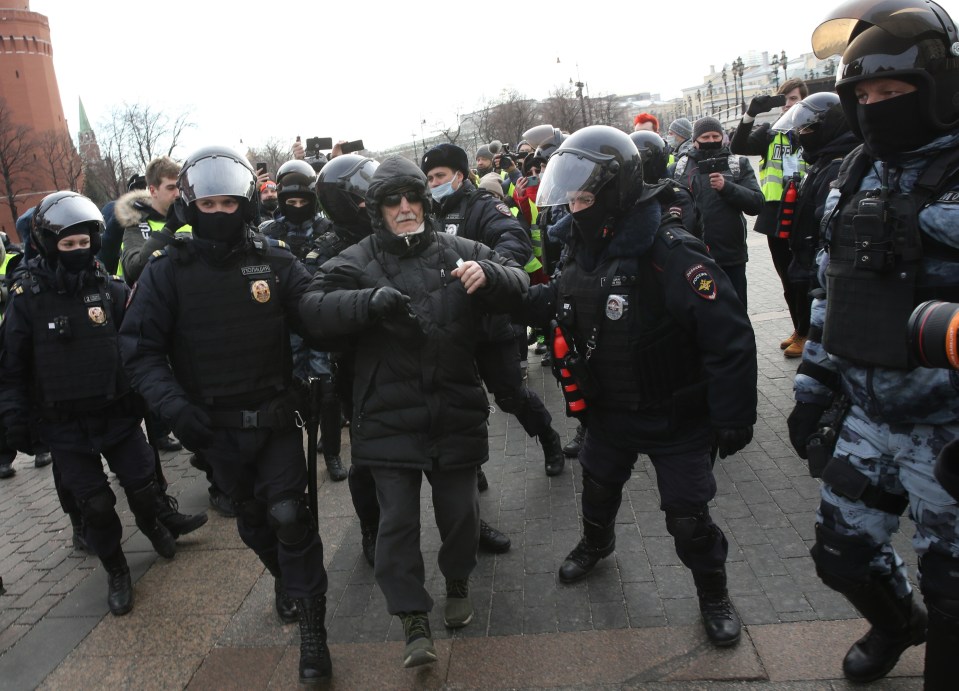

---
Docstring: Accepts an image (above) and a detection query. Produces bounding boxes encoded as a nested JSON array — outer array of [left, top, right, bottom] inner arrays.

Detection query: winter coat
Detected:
[[298, 217, 528, 471]]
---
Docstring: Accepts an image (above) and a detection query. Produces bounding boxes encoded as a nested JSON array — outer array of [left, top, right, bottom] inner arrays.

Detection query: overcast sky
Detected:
[[32, 0, 847, 155]]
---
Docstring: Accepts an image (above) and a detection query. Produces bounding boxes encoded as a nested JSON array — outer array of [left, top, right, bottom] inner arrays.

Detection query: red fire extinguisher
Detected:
[[551, 321, 587, 417], [776, 174, 800, 239]]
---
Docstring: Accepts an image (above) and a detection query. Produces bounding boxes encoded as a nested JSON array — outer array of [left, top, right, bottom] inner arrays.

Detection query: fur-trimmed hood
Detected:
[[113, 189, 160, 228]]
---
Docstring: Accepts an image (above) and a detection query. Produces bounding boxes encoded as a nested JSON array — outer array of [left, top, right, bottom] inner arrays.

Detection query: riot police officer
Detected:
[[421, 143, 566, 477], [526, 126, 757, 648], [629, 130, 702, 239], [260, 159, 345, 482], [789, 2, 959, 687], [0, 192, 179, 616], [118, 146, 332, 685]]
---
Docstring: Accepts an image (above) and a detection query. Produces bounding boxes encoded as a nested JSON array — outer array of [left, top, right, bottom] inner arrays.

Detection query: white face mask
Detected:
[[667, 134, 681, 148], [430, 180, 455, 202]]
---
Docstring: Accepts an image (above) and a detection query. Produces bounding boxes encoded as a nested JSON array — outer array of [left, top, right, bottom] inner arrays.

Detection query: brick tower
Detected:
[[0, 1, 69, 238]]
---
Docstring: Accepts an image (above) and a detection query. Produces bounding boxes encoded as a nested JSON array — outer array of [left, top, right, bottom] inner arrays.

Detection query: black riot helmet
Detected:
[[536, 125, 643, 214], [315, 154, 379, 226], [812, 0, 959, 137], [629, 131, 667, 183], [175, 145, 257, 225], [276, 159, 318, 221], [32, 191, 104, 260], [772, 92, 850, 155]]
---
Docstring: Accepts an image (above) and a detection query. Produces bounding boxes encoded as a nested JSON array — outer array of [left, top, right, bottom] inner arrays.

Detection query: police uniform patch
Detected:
[[495, 202, 512, 217], [445, 224, 458, 235], [685, 263, 717, 300], [88, 306, 106, 324], [251, 280, 271, 303], [605, 294, 627, 320]]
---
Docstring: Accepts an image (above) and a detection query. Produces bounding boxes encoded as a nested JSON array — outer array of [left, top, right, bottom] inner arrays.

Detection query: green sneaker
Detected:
[[400, 612, 436, 668], [444, 578, 473, 628]]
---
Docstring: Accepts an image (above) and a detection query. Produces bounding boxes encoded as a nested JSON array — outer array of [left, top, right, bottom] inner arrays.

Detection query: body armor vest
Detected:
[[558, 246, 704, 411], [166, 243, 291, 403], [28, 273, 128, 408], [824, 151, 959, 369], [439, 194, 470, 238]]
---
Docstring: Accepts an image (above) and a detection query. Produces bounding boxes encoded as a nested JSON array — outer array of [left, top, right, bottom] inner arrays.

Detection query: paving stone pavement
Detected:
[[0, 230, 925, 690]]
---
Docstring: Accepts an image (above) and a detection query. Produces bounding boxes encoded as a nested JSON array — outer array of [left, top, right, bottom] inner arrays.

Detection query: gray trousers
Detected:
[[370, 464, 479, 614]]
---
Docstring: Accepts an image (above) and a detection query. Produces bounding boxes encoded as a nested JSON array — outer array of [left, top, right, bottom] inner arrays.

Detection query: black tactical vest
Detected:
[[824, 148, 959, 369], [166, 244, 291, 403], [28, 274, 128, 407], [558, 240, 704, 411]]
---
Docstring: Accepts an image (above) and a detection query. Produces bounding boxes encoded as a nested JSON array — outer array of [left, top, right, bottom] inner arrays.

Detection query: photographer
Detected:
[[731, 78, 808, 353], [671, 117, 763, 306], [787, 2, 959, 687]]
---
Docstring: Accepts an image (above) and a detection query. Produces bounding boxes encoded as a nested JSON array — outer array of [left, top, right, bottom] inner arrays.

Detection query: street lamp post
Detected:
[[734, 56, 745, 115], [707, 80, 714, 115], [696, 89, 702, 117], [722, 67, 730, 116], [780, 50, 788, 84], [412, 133, 418, 161], [574, 80, 587, 128]]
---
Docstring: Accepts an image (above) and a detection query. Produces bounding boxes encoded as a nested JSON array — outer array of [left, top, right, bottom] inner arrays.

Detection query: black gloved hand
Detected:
[[787, 402, 827, 460], [716, 426, 753, 459], [368, 287, 410, 320], [934, 439, 959, 502], [172, 405, 214, 451], [747, 95, 777, 117], [4, 421, 33, 455]]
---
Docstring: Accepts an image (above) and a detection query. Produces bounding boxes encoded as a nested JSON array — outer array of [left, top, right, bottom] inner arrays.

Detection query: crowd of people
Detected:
[[1, 0, 958, 688]]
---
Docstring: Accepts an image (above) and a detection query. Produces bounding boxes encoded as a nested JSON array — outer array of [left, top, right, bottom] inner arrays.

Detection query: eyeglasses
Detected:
[[381, 190, 420, 207]]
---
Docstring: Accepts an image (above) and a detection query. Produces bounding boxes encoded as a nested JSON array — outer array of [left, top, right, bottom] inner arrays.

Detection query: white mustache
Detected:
[[395, 213, 418, 222]]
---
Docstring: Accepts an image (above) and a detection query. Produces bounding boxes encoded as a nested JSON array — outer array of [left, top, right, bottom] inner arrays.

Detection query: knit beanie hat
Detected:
[[476, 145, 494, 161], [668, 117, 693, 141], [692, 117, 723, 141], [478, 173, 505, 199]]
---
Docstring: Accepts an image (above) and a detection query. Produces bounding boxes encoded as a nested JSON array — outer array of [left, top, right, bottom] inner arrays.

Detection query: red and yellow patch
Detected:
[[495, 202, 512, 217], [685, 263, 717, 300]]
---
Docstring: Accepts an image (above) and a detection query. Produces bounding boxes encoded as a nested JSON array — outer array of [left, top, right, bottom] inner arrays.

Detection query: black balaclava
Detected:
[[858, 90, 937, 159], [192, 206, 247, 263]]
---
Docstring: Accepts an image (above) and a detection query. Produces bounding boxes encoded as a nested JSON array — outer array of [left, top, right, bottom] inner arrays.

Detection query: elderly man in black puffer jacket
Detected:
[[299, 156, 528, 669]]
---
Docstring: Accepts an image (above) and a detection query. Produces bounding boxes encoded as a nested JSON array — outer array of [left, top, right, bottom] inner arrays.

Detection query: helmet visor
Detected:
[[772, 93, 841, 132], [535, 150, 616, 207], [179, 153, 256, 204], [39, 195, 104, 235], [812, 0, 955, 58]]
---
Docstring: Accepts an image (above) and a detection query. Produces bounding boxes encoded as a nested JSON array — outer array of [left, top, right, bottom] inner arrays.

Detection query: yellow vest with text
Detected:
[[759, 133, 807, 202]]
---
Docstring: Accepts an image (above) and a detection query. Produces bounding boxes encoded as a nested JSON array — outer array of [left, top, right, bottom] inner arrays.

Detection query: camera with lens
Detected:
[[488, 140, 514, 171], [908, 300, 959, 369]]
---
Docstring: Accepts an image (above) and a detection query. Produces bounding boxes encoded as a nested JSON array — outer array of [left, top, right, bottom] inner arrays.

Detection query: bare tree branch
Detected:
[[0, 97, 38, 229]]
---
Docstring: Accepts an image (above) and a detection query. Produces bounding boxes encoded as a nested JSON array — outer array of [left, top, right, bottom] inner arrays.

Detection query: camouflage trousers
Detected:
[[817, 405, 959, 598]]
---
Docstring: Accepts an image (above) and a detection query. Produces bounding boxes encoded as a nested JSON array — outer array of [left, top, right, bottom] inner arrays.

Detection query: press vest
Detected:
[[163, 241, 292, 404], [759, 133, 807, 202]]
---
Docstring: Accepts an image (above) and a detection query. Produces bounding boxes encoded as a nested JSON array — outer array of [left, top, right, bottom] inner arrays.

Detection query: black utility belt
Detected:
[[205, 390, 304, 431]]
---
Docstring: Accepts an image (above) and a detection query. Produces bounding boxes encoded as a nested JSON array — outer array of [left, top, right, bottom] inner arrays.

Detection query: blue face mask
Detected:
[[430, 180, 455, 202]]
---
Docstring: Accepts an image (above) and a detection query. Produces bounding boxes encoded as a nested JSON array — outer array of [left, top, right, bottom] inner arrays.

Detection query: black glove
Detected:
[[934, 439, 959, 502], [747, 95, 777, 117], [172, 405, 214, 451], [368, 287, 410, 320], [716, 426, 753, 459], [4, 421, 33, 455], [787, 402, 827, 460]]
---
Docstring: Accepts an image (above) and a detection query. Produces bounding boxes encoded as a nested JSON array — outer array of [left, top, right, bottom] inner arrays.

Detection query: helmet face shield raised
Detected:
[[535, 150, 619, 208], [773, 92, 842, 132]]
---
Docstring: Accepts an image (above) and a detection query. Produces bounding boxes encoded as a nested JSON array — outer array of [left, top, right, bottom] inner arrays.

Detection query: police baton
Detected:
[[305, 377, 320, 522]]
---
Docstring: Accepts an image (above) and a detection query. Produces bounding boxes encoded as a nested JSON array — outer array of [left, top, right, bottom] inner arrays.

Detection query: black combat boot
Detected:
[[155, 492, 208, 539], [558, 516, 615, 583], [324, 455, 347, 482], [692, 568, 742, 647], [125, 481, 176, 559], [476, 467, 488, 492], [478, 519, 511, 554], [841, 584, 927, 683], [102, 550, 133, 616], [360, 522, 377, 567], [925, 596, 959, 691], [296, 595, 332, 684], [262, 556, 297, 623], [67, 511, 94, 554], [563, 424, 585, 458], [540, 428, 565, 477]]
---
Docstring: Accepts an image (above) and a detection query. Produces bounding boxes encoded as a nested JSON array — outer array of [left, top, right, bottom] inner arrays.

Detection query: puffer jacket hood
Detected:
[[366, 156, 435, 254], [113, 189, 159, 228]]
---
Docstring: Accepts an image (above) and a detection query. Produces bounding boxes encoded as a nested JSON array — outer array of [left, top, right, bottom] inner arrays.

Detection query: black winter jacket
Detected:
[[299, 218, 528, 471], [671, 147, 763, 266]]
